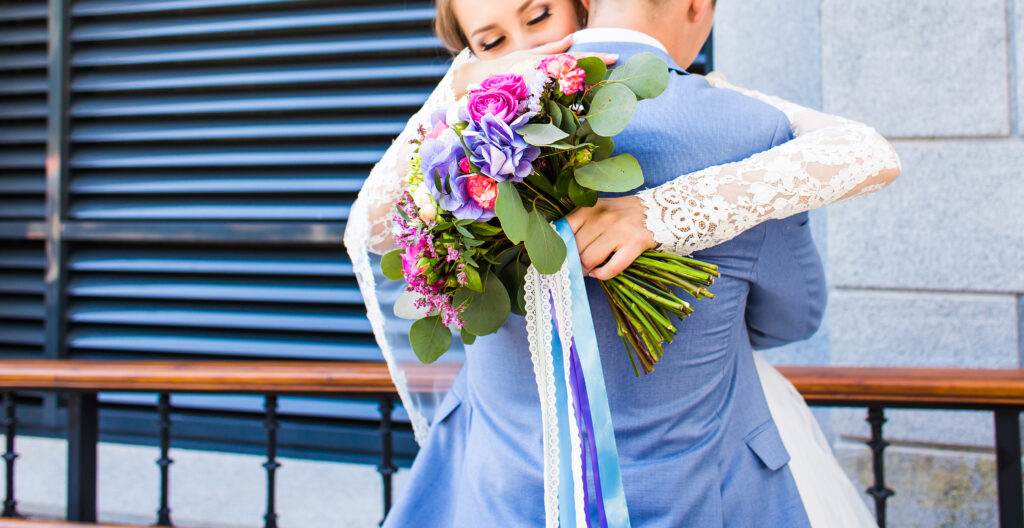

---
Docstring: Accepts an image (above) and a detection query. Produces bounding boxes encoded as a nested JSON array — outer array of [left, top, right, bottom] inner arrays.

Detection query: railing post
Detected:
[[156, 393, 173, 526], [2, 393, 20, 518], [994, 408, 1023, 528], [263, 395, 279, 528], [865, 407, 893, 528], [67, 392, 98, 522], [378, 396, 397, 527]]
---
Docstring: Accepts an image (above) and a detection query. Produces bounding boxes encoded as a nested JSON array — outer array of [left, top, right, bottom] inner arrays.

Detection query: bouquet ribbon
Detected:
[[531, 219, 631, 527]]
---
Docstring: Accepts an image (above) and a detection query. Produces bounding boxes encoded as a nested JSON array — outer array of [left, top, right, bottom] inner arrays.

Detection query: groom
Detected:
[[564, 0, 825, 525]]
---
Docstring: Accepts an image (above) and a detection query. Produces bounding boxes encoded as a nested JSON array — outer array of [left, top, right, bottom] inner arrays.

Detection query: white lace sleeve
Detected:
[[636, 73, 902, 256], [344, 48, 477, 255]]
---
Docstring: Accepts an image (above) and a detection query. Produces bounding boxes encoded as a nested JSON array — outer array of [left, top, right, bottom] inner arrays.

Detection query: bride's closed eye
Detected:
[[481, 35, 506, 51], [527, 7, 551, 25]]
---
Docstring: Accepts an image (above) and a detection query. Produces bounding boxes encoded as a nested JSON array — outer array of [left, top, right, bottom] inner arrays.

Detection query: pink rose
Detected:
[[479, 73, 528, 101], [458, 157, 472, 174], [538, 54, 586, 95], [467, 89, 518, 124], [466, 175, 498, 210]]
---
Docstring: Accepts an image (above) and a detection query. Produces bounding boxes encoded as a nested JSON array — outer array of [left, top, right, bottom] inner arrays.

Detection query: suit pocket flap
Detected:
[[745, 421, 790, 471]]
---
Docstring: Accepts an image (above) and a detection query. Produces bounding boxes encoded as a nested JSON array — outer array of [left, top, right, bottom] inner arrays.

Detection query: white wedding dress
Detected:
[[343, 49, 897, 527]]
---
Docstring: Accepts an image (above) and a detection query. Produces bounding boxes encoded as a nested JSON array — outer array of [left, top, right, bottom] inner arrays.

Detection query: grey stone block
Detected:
[[713, 0, 822, 109], [828, 140, 1024, 292], [835, 442, 998, 527], [827, 289, 1018, 446], [821, 0, 1010, 137]]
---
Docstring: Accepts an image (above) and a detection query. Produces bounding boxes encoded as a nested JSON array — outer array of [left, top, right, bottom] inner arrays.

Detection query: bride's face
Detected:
[[452, 0, 582, 60]]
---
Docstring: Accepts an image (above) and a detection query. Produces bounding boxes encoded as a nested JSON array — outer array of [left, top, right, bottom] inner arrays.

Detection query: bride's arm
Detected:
[[636, 74, 902, 257], [343, 49, 477, 256]]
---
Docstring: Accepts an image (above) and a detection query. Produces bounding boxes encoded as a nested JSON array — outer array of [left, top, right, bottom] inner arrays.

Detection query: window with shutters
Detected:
[[0, 0, 711, 462]]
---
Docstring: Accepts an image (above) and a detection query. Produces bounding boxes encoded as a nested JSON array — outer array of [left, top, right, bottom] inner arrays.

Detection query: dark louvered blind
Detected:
[[0, 1, 48, 358], [1, 0, 710, 457]]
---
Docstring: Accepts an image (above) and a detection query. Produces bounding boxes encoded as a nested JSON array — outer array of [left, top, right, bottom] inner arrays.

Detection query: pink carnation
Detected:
[[423, 119, 448, 140], [466, 175, 498, 210], [538, 54, 586, 95]]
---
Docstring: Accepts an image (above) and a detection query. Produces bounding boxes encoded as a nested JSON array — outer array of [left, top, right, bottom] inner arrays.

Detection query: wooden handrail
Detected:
[[0, 360, 1023, 407]]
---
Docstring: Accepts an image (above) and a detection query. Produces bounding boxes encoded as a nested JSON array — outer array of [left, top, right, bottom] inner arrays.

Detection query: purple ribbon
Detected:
[[550, 299, 607, 528]]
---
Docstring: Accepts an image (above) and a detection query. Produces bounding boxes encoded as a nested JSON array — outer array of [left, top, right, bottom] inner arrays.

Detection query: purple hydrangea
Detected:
[[462, 114, 540, 183], [419, 129, 495, 222]]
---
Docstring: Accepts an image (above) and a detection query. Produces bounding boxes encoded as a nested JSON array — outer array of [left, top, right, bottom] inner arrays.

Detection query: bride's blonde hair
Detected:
[[433, 0, 587, 53]]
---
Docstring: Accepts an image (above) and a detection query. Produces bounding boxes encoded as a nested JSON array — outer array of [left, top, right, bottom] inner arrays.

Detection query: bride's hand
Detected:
[[565, 195, 658, 280], [452, 35, 619, 99]]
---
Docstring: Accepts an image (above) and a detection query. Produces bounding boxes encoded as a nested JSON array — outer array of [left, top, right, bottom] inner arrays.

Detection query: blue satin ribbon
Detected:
[[546, 219, 631, 528]]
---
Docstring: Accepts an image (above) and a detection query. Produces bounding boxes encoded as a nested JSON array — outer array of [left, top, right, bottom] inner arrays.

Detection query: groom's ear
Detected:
[[689, 0, 714, 22]]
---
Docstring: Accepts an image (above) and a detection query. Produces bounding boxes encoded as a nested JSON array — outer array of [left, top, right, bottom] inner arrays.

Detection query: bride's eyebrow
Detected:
[[516, 0, 536, 14], [470, 24, 498, 38]]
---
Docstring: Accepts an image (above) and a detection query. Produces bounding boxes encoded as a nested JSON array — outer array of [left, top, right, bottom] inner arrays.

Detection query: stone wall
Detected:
[[716, 1, 1023, 525]]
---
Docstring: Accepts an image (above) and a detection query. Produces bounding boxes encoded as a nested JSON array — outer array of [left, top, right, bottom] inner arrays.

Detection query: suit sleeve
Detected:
[[745, 117, 828, 349]]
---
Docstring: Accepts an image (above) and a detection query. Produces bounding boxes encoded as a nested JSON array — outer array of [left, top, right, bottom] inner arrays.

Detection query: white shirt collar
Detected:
[[571, 28, 669, 53]]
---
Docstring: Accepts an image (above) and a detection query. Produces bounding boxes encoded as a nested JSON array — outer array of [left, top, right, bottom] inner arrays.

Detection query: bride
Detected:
[[344, 0, 899, 526]]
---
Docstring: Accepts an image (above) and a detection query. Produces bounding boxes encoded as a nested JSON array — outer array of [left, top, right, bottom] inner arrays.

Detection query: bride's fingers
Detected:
[[567, 51, 619, 65], [529, 34, 574, 55]]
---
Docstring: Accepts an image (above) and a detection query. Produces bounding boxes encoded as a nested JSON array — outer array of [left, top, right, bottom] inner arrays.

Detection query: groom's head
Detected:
[[579, 0, 715, 68]]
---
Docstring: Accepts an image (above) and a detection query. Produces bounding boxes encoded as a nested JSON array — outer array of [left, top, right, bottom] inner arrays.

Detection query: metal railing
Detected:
[[0, 361, 1022, 528]]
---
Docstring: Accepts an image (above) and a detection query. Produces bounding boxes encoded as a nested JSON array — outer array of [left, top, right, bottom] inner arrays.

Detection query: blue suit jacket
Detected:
[[382, 42, 826, 528]]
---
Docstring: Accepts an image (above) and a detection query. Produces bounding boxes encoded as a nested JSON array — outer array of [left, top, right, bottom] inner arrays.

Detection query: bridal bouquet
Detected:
[[381, 52, 719, 375]]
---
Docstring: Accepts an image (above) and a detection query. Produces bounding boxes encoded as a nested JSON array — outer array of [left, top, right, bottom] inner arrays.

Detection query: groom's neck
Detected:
[[586, 3, 710, 69]]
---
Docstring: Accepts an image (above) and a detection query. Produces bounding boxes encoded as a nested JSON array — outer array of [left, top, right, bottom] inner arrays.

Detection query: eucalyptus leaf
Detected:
[[381, 249, 404, 280], [393, 290, 428, 320], [461, 329, 477, 345], [517, 123, 570, 146], [559, 105, 578, 135], [547, 100, 562, 127], [469, 222, 503, 236], [525, 210, 567, 275], [495, 181, 529, 244], [453, 272, 511, 336], [586, 83, 637, 137], [608, 51, 670, 100], [409, 316, 452, 364], [568, 178, 598, 207], [584, 134, 615, 161], [577, 56, 608, 85], [463, 264, 483, 293], [575, 153, 644, 193]]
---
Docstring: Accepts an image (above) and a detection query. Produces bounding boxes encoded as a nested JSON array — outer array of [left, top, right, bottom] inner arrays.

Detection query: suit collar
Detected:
[[569, 37, 689, 76]]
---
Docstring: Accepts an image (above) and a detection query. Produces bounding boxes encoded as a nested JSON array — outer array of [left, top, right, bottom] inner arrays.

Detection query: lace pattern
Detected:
[[525, 266, 562, 527], [637, 74, 902, 256], [342, 49, 475, 444]]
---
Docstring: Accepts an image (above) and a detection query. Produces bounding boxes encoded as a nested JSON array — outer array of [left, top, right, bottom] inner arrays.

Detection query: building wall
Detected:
[[716, 1, 1023, 525]]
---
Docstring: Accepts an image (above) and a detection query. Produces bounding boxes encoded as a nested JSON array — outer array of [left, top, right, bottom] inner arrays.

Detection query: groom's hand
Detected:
[[564, 196, 657, 280]]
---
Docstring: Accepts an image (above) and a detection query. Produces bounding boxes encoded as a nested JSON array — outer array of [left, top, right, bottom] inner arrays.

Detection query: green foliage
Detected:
[[586, 83, 637, 136], [393, 290, 427, 320], [577, 56, 608, 85], [574, 153, 644, 193], [381, 249, 404, 280], [454, 272, 511, 335], [568, 178, 598, 207], [409, 316, 451, 363], [495, 181, 529, 244], [608, 51, 670, 100], [517, 123, 570, 146], [584, 134, 614, 161], [525, 210, 567, 275], [461, 328, 477, 345]]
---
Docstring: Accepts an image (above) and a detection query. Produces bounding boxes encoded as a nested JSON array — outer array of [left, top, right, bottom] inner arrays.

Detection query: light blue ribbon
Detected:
[[547, 218, 631, 528]]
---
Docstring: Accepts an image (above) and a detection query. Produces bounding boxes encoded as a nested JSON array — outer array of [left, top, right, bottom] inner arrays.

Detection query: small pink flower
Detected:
[[538, 54, 586, 95], [458, 157, 472, 174], [466, 175, 498, 210], [424, 119, 449, 140], [401, 238, 429, 277]]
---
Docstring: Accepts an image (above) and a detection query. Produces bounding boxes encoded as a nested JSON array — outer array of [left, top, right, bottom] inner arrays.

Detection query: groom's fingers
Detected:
[[567, 51, 619, 66]]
